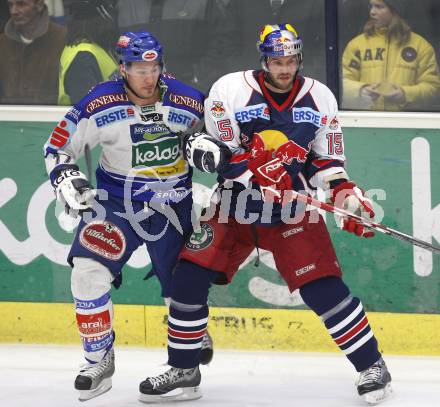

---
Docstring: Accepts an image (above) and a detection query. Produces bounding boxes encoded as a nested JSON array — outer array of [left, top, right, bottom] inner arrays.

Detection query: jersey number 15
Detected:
[[326, 133, 343, 155]]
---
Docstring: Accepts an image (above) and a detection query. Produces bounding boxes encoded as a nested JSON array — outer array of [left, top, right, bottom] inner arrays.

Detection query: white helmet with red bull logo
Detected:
[[256, 23, 303, 71]]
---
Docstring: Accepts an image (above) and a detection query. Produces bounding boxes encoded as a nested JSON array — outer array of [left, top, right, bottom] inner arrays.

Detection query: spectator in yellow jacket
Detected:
[[342, 0, 440, 111], [59, 0, 119, 105]]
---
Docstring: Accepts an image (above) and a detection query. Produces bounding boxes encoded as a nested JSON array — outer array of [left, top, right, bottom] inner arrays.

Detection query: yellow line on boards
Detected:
[[0, 302, 439, 355]]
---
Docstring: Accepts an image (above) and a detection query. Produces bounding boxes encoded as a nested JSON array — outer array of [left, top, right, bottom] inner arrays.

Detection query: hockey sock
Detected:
[[300, 277, 381, 372], [74, 292, 114, 363], [167, 301, 209, 368], [167, 261, 221, 368]]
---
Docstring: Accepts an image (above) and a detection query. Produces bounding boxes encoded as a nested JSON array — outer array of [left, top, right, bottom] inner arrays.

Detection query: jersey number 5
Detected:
[[216, 119, 234, 142]]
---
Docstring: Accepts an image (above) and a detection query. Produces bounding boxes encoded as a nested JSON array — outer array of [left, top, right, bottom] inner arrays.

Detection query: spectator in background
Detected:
[[0, 2, 10, 33], [342, 0, 440, 111], [223, 0, 326, 83], [0, 0, 66, 104], [429, 1, 440, 63], [117, 0, 236, 92], [427, 0, 440, 109], [59, 0, 119, 105], [338, 0, 370, 56], [45, 0, 65, 25]]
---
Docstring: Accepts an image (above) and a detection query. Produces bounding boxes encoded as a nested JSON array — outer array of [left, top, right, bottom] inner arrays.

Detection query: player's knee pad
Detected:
[[71, 257, 114, 358], [71, 257, 113, 300], [171, 260, 220, 305]]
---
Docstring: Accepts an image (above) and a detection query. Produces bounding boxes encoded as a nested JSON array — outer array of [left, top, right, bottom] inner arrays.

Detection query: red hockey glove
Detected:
[[331, 181, 375, 238], [247, 134, 292, 204]]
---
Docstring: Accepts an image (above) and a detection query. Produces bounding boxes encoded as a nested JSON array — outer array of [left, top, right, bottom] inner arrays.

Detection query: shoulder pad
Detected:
[[78, 80, 130, 117], [163, 77, 205, 117]]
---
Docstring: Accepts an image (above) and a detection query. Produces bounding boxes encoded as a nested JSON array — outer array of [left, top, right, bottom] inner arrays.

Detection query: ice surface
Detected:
[[0, 344, 438, 407]]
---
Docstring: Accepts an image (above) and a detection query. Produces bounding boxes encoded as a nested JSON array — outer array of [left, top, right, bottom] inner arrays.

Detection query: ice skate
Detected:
[[357, 357, 392, 405], [200, 330, 214, 365], [139, 365, 202, 403], [74, 348, 115, 401]]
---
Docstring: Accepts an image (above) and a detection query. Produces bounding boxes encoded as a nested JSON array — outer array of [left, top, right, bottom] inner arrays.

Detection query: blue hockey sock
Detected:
[[300, 277, 381, 372], [167, 303, 209, 368], [167, 260, 220, 368]]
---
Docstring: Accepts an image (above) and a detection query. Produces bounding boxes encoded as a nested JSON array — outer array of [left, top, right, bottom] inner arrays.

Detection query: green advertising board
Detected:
[[0, 121, 439, 313]]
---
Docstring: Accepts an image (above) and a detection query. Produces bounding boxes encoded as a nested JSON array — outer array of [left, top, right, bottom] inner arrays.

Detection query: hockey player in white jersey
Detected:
[[43, 30, 214, 401], [139, 24, 392, 405]]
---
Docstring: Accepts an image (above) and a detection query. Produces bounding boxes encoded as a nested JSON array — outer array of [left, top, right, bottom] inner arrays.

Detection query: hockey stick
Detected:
[[179, 118, 205, 139], [84, 143, 93, 187], [290, 190, 440, 255]]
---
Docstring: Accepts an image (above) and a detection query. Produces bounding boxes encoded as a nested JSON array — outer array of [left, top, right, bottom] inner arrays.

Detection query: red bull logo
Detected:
[[329, 116, 339, 130], [211, 101, 225, 118], [276, 140, 310, 164], [254, 129, 288, 150], [275, 36, 292, 43], [253, 129, 310, 164]]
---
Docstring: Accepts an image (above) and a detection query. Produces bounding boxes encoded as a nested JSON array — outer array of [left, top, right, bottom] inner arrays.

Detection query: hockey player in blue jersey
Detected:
[[139, 24, 393, 405], [43, 31, 215, 401]]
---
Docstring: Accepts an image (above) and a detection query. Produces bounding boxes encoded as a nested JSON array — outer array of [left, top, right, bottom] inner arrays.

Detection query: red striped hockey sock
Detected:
[[167, 304, 209, 369], [321, 296, 381, 371]]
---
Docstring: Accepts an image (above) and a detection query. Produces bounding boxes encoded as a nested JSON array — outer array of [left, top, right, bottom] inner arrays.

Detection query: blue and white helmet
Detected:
[[115, 31, 164, 68], [256, 23, 303, 71]]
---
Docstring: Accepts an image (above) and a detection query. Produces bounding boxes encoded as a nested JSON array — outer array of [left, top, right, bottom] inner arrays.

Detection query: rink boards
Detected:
[[0, 109, 439, 356], [0, 302, 439, 356]]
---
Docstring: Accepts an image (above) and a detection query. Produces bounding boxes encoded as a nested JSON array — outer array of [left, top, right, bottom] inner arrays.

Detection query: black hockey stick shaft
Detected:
[[84, 143, 93, 187], [179, 118, 205, 139], [291, 190, 440, 255]]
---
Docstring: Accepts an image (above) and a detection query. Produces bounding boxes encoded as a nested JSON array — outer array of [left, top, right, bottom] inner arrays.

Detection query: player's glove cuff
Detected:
[[49, 163, 80, 185], [183, 132, 231, 173], [51, 165, 95, 218], [331, 181, 375, 238]]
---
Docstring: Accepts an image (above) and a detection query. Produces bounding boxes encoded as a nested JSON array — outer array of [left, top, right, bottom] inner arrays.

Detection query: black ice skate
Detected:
[[357, 357, 392, 405], [74, 348, 115, 401], [200, 330, 214, 365], [139, 366, 202, 403]]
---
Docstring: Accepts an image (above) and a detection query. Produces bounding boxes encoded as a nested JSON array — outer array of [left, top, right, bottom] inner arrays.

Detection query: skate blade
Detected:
[[78, 377, 112, 402], [139, 386, 202, 403], [363, 383, 393, 405]]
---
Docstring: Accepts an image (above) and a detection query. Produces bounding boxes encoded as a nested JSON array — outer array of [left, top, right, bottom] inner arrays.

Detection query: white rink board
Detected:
[[0, 344, 439, 407], [1, 106, 440, 129]]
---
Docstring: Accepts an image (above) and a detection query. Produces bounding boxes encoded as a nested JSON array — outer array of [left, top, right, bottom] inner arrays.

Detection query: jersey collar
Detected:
[[257, 71, 302, 112]]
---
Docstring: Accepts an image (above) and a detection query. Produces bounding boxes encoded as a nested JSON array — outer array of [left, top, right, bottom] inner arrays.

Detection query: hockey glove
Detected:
[[183, 132, 232, 173], [247, 134, 292, 204], [331, 181, 375, 238], [51, 164, 95, 218]]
